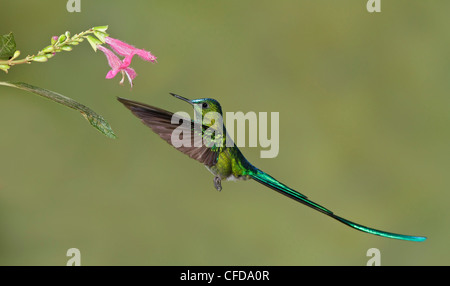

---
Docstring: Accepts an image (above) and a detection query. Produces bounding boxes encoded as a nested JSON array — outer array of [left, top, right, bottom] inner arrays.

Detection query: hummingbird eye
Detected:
[[202, 102, 209, 109]]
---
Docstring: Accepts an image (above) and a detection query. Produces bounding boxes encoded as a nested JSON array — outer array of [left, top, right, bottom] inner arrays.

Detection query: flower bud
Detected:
[[61, 45, 73, 51], [32, 55, 48, 62], [51, 36, 58, 45], [41, 45, 54, 53], [65, 31, 71, 38], [12, 50, 21, 59], [57, 34, 66, 43]]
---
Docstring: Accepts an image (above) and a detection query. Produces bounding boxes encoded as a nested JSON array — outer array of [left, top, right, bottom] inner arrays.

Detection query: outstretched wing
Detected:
[[118, 97, 220, 167]]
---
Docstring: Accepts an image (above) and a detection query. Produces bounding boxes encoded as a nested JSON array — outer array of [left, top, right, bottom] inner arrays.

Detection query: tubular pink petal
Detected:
[[136, 49, 157, 62], [124, 67, 137, 79], [106, 69, 119, 79], [105, 36, 157, 64], [120, 55, 134, 69], [105, 37, 136, 57], [97, 45, 122, 70]]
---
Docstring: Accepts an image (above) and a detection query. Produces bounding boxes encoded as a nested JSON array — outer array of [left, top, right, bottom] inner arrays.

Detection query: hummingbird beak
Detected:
[[170, 93, 193, 105]]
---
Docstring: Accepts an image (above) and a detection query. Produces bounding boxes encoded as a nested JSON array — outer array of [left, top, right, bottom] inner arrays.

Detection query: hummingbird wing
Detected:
[[117, 97, 219, 167], [250, 168, 427, 242]]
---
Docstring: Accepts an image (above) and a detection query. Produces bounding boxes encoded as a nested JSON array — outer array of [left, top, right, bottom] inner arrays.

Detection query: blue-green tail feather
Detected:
[[249, 169, 426, 242]]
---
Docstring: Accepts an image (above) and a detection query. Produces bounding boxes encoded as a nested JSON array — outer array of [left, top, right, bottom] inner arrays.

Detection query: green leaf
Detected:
[[92, 25, 109, 32], [93, 31, 108, 43], [85, 35, 102, 51], [0, 32, 17, 60], [0, 64, 10, 73], [0, 81, 116, 139]]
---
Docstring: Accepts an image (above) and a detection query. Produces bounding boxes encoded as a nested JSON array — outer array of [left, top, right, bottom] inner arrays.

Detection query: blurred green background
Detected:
[[0, 0, 448, 265]]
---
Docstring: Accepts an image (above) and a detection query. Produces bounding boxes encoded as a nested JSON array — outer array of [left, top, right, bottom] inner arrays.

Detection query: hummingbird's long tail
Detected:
[[249, 169, 426, 242]]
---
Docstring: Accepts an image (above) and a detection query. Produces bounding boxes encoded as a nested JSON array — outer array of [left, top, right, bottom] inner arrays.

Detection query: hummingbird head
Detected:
[[170, 93, 223, 117]]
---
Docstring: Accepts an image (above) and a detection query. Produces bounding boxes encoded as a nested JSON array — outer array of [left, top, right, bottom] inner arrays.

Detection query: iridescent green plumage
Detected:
[[118, 94, 426, 242]]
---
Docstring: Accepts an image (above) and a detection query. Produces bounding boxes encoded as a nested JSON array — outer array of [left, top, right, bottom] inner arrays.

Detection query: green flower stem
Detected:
[[0, 55, 33, 66], [0, 26, 109, 69]]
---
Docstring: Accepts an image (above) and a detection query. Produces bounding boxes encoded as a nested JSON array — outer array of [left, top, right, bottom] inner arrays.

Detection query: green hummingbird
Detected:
[[117, 94, 426, 242]]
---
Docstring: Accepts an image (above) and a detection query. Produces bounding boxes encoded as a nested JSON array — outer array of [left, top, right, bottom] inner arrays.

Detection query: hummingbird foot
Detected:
[[213, 176, 222, 191]]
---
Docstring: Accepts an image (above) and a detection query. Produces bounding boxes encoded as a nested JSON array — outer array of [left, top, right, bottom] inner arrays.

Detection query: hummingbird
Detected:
[[117, 94, 426, 242]]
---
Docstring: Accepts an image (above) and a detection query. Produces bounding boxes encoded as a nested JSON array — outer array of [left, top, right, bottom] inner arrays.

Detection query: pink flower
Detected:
[[97, 45, 137, 87], [105, 37, 157, 68], [96, 36, 156, 87]]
